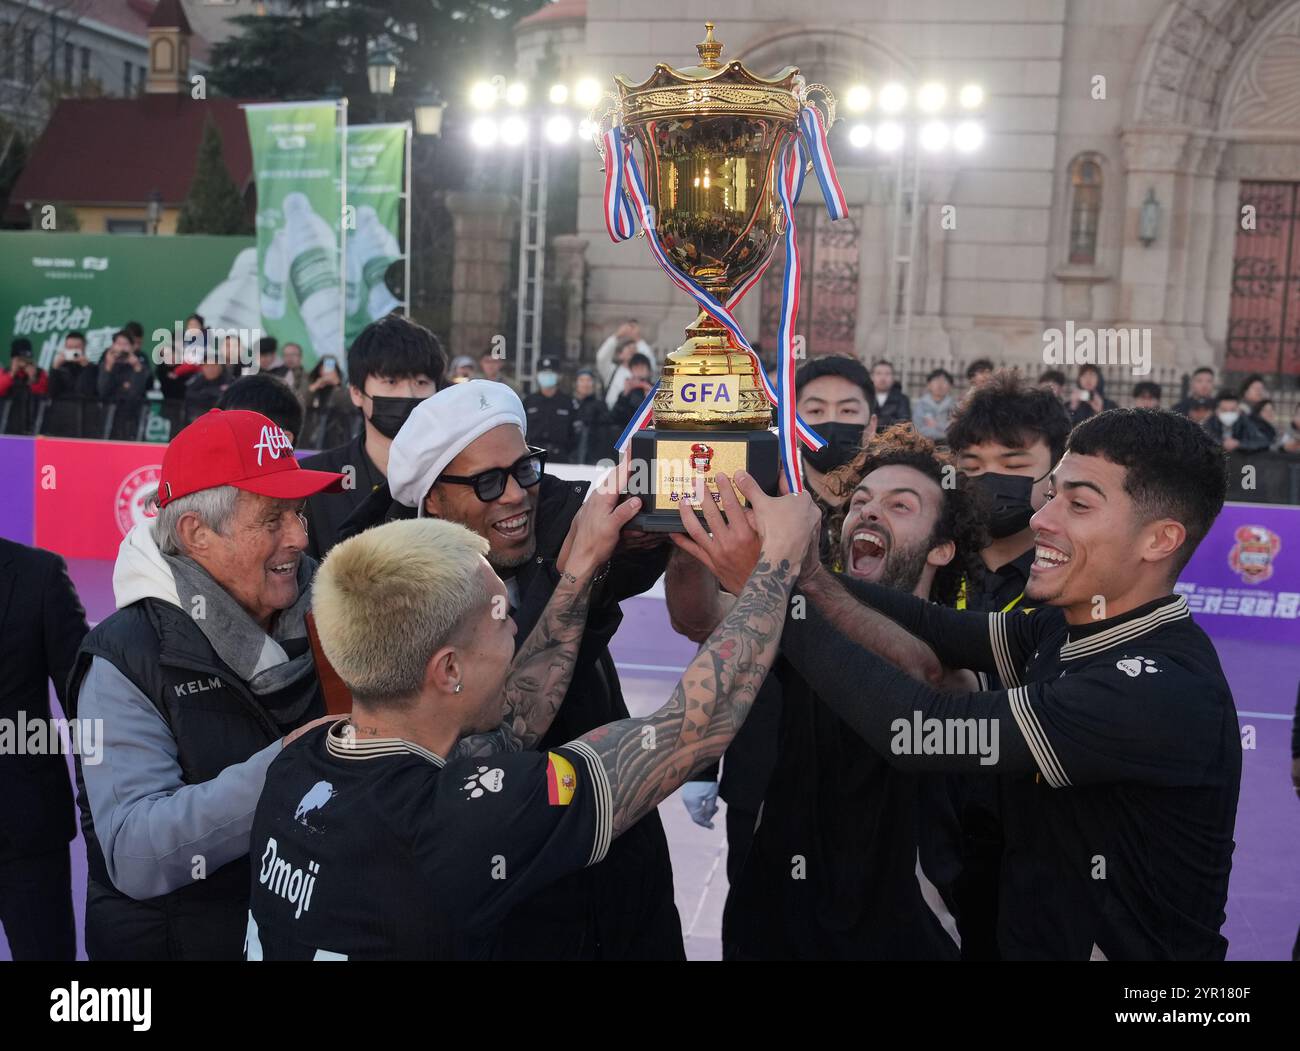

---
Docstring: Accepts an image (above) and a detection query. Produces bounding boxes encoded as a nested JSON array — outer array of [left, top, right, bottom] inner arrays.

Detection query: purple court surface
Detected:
[[5, 559, 1295, 961]]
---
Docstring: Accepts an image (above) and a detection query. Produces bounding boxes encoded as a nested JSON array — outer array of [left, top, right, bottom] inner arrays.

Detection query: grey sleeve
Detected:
[[78, 656, 282, 900]]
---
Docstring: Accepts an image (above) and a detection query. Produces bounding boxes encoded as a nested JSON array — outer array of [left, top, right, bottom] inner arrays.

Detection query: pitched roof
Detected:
[[148, 0, 192, 33], [7, 95, 253, 218]]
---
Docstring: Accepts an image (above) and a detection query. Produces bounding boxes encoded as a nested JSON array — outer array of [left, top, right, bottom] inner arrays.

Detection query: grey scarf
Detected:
[[164, 553, 317, 697]]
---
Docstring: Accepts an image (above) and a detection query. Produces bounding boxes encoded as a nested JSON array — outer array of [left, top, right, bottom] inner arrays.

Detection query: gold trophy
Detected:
[[594, 22, 836, 531]]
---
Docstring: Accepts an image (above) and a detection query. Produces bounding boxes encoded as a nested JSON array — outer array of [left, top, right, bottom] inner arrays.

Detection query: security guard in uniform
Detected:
[[523, 358, 579, 463]]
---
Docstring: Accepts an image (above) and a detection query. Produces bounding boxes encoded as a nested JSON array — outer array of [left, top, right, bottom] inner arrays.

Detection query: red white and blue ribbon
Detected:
[[602, 108, 847, 491]]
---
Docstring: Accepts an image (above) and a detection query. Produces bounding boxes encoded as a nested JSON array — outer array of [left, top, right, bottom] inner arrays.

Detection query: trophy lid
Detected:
[[613, 22, 802, 124]]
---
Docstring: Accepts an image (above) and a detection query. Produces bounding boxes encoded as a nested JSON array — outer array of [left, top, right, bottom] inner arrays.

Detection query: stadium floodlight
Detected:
[[953, 120, 984, 152], [878, 82, 908, 114], [545, 114, 574, 144], [504, 81, 528, 107], [469, 80, 498, 110], [849, 123, 872, 148], [876, 121, 904, 152], [917, 82, 947, 114], [845, 84, 871, 112], [469, 116, 499, 147], [549, 83, 569, 105], [500, 115, 528, 145], [920, 120, 950, 152], [958, 83, 985, 110], [574, 77, 602, 108]]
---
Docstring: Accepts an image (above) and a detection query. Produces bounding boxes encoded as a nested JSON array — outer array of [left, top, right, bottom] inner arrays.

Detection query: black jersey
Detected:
[[245, 720, 611, 960], [781, 587, 1241, 960]]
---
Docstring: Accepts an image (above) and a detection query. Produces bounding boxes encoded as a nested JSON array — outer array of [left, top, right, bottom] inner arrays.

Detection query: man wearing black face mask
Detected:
[[943, 369, 1072, 959], [300, 317, 445, 560]]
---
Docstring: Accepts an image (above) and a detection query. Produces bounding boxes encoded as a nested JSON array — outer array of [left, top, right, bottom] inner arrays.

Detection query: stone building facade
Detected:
[[510, 0, 1300, 389]]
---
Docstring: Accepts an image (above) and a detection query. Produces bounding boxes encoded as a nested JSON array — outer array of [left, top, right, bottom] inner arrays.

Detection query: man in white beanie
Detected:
[[341, 380, 683, 960]]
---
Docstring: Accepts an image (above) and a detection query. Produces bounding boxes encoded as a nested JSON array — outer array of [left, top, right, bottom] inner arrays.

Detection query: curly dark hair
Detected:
[[1066, 408, 1226, 578], [824, 423, 988, 606], [947, 368, 1072, 464]]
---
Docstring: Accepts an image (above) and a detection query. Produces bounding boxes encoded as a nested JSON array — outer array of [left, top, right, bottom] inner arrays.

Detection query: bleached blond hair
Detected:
[[313, 518, 490, 706]]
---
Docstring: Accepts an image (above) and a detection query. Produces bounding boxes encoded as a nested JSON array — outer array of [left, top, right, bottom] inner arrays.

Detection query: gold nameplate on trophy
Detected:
[[653, 438, 749, 513]]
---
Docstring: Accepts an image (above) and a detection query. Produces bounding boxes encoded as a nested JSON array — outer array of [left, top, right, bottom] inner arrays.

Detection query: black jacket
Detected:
[[874, 384, 912, 429], [523, 391, 579, 463], [337, 474, 684, 959], [66, 599, 324, 960], [0, 540, 87, 861], [300, 434, 385, 561]]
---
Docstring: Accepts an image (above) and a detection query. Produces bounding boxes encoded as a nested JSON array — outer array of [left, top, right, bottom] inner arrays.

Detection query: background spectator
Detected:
[[1, 339, 49, 435], [574, 367, 614, 464], [596, 319, 656, 405], [965, 358, 994, 390], [255, 336, 279, 376], [870, 359, 912, 428], [1132, 381, 1162, 409], [1251, 399, 1279, 448], [303, 355, 352, 450], [523, 356, 579, 463], [269, 341, 309, 408], [1204, 390, 1270, 452], [217, 373, 304, 443], [1068, 363, 1116, 425], [1279, 405, 1300, 454], [1038, 369, 1067, 401], [96, 330, 151, 439], [184, 360, 232, 423], [478, 347, 518, 392], [611, 352, 655, 430], [914, 367, 956, 441], [1241, 374, 1269, 415], [448, 355, 476, 382], [1174, 366, 1215, 415]]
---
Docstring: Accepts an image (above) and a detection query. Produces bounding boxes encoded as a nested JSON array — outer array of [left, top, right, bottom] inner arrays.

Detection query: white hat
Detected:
[[388, 380, 528, 514]]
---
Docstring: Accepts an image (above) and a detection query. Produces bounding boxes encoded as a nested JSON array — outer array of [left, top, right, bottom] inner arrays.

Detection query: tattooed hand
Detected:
[[572, 520, 800, 838]]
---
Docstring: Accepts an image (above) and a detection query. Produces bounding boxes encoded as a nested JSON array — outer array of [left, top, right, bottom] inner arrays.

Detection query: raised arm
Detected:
[[498, 464, 642, 749], [571, 472, 819, 837]]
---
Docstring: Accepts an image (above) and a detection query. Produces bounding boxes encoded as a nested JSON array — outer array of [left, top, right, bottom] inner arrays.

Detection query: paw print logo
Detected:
[[1115, 656, 1159, 678], [462, 766, 506, 799]]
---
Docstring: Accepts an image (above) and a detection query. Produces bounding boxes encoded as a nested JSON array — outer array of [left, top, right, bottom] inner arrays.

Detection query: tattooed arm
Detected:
[[571, 473, 821, 837], [491, 461, 642, 751], [496, 570, 598, 750]]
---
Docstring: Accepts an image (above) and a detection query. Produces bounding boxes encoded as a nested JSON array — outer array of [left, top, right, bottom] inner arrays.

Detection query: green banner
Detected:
[[0, 231, 255, 369], [345, 123, 407, 346], [245, 101, 343, 367]]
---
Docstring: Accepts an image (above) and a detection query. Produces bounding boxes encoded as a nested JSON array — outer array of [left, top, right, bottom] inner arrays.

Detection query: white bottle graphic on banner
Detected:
[[283, 192, 343, 357], [260, 229, 289, 320], [357, 205, 403, 319], [345, 226, 364, 317], [197, 247, 260, 335]]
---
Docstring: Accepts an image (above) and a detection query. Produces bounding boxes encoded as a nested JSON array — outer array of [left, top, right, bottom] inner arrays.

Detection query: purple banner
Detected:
[[0, 435, 35, 545], [1175, 501, 1300, 645]]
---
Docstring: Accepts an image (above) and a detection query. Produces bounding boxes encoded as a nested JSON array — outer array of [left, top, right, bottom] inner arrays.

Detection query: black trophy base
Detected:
[[627, 428, 780, 533]]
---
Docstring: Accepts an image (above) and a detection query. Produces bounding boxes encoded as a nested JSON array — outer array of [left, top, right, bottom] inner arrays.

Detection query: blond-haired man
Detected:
[[246, 471, 818, 959]]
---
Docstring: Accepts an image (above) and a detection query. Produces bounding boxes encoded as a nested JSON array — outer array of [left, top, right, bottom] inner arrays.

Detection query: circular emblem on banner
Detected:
[[115, 465, 163, 537]]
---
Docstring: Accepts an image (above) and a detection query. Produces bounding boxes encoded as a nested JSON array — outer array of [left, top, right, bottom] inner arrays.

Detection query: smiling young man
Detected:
[[783, 409, 1240, 959]]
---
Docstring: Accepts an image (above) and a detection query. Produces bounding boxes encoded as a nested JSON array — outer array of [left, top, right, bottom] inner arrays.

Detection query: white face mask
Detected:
[[1217, 411, 1240, 427], [537, 371, 558, 389]]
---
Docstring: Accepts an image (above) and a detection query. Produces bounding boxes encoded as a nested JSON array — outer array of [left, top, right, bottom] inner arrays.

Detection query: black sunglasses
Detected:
[[439, 447, 547, 502]]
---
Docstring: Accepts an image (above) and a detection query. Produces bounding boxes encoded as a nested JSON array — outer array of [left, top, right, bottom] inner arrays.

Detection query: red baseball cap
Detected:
[[156, 409, 345, 508]]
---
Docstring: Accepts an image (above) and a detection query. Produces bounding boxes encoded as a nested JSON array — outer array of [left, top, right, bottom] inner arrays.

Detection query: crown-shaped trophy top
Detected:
[[696, 22, 723, 70]]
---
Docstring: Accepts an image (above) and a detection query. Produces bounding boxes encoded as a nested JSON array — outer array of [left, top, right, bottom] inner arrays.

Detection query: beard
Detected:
[[877, 536, 933, 595]]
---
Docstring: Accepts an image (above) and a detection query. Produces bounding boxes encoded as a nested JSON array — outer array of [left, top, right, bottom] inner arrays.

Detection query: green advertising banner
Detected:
[[0, 231, 256, 369], [245, 100, 343, 367], [345, 123, 407, 346]]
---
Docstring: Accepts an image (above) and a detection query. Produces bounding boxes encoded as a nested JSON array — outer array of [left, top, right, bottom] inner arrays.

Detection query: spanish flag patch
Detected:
[[546, 752, 577, 806]]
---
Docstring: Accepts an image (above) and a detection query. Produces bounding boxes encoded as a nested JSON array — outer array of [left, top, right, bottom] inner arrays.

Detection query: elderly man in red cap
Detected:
[[65, 409, 345, 960]]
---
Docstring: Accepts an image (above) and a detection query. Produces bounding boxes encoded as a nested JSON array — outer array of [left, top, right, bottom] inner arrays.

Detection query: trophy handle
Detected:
[[799, 82, 838, 133], [589, 92, 624, 164]]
